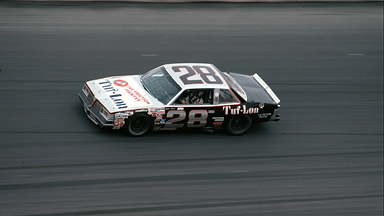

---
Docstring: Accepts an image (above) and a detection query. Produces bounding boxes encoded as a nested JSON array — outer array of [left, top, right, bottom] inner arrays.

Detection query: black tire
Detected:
[[225, 115, 252, 135], [126, 113, 152, 136]]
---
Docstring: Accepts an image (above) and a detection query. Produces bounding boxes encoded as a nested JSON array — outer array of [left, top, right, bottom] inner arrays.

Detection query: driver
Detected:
[[190, 91, 204, 104], [179, 91, 204, 104]]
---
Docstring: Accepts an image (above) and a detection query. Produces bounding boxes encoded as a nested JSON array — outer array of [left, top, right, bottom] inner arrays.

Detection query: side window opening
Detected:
[[213, 89, 240, 104], [174, 89, 213, 105]]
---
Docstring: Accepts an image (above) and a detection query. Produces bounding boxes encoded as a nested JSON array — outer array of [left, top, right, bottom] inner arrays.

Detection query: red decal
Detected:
[[114, 79, 128, 87], [114, 118, 125, 127]]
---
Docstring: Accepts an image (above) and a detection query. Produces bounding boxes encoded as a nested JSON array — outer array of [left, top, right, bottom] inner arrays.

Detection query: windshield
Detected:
[[222, 72, 247, 101], [141, 66, 181, 105]]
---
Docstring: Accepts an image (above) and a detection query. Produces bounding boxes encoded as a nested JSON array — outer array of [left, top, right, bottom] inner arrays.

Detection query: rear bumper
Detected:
[[269, 107, 281, 122]]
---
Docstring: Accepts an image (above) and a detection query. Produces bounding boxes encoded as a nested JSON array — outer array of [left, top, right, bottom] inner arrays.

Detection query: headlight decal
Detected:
[[99, 105, 114, 121]]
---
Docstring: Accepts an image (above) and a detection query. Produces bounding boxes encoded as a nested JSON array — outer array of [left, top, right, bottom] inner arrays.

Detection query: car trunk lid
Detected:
[[228, 73, 280, 104]]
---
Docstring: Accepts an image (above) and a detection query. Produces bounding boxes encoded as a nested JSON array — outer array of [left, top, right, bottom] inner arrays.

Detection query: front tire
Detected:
[[126, 114, 152, 136], [225, 115, 252, 135]]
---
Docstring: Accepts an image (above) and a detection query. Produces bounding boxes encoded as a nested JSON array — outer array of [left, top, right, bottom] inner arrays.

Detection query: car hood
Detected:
[[86, 75, 162, 113]]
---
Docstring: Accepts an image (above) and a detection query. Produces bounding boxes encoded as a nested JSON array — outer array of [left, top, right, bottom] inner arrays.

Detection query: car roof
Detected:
[[162, 63, 230, 90]]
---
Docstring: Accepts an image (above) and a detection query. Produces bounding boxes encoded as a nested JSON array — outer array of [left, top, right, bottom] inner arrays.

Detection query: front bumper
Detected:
[[78, 91, 114, 127]]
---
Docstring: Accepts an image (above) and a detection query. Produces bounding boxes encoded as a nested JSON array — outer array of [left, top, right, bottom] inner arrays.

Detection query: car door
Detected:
[[162, 89, 214, 130]]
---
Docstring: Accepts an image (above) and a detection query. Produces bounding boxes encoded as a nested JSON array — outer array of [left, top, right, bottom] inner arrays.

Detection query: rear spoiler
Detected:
[[252, 73, 280, 104]]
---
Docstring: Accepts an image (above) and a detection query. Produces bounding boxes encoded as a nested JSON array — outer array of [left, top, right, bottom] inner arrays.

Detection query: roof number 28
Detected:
[[172, 65, 223, 85]]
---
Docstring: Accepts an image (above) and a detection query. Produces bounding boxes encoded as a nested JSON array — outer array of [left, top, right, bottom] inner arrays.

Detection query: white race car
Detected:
[[79, 63, 280, 136]]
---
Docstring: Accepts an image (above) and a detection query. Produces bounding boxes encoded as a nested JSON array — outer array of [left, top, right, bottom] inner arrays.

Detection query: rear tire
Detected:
[[225, 115, 252, 135], [126, 114, 152, 136]]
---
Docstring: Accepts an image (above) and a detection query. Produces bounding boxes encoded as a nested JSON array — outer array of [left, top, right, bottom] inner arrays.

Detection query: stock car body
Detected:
[[79, 63, 280, 136]]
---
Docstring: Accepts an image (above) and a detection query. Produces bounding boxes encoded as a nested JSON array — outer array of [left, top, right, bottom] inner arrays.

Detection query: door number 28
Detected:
[[165, 110, 208, 128]]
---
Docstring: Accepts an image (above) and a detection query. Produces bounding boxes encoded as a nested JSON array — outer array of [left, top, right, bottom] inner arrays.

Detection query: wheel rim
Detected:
[[232, 118, 245, 130], [231, 116, 247, 130], [131, 116, 149, 133]]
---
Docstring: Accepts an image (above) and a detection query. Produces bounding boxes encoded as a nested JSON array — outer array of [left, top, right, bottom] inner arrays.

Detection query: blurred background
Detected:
[[0, 2, 382, 215]]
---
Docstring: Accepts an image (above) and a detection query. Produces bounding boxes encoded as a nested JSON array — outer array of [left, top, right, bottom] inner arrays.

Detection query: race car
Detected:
[[78, 63, 280, 136]]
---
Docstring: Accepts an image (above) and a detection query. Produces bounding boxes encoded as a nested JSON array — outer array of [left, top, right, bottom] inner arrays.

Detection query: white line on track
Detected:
[[142, 54, 158, 57]]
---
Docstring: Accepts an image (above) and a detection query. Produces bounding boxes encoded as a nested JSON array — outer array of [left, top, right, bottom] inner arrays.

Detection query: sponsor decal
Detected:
[[99, 80, 118, 93], [114, 118, 125, 127], [203, 126, 214, 130], [148, 108, 165, 123], [258, 113, 272, 118], [113, 118, 125, 129], [116, 112, 130, 119], [113, 79, 128, 87], [109, 94, 128, 109], [154, 119, 161, 125], [114, 79, 151, 105], [223, 105, 259, 115], [148, 108, 165, 115], [124, 86, 151, 105], [213, 116, 224, 128], [98, 78, 153, 110], [135, 109, 148, 113], [99, 81, 128, 110], [159, 127, 177, 131], [213, 117, 224, 122]]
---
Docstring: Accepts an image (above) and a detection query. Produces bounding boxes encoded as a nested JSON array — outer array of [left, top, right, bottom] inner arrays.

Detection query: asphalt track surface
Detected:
[[0, 2, 383, 216]]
